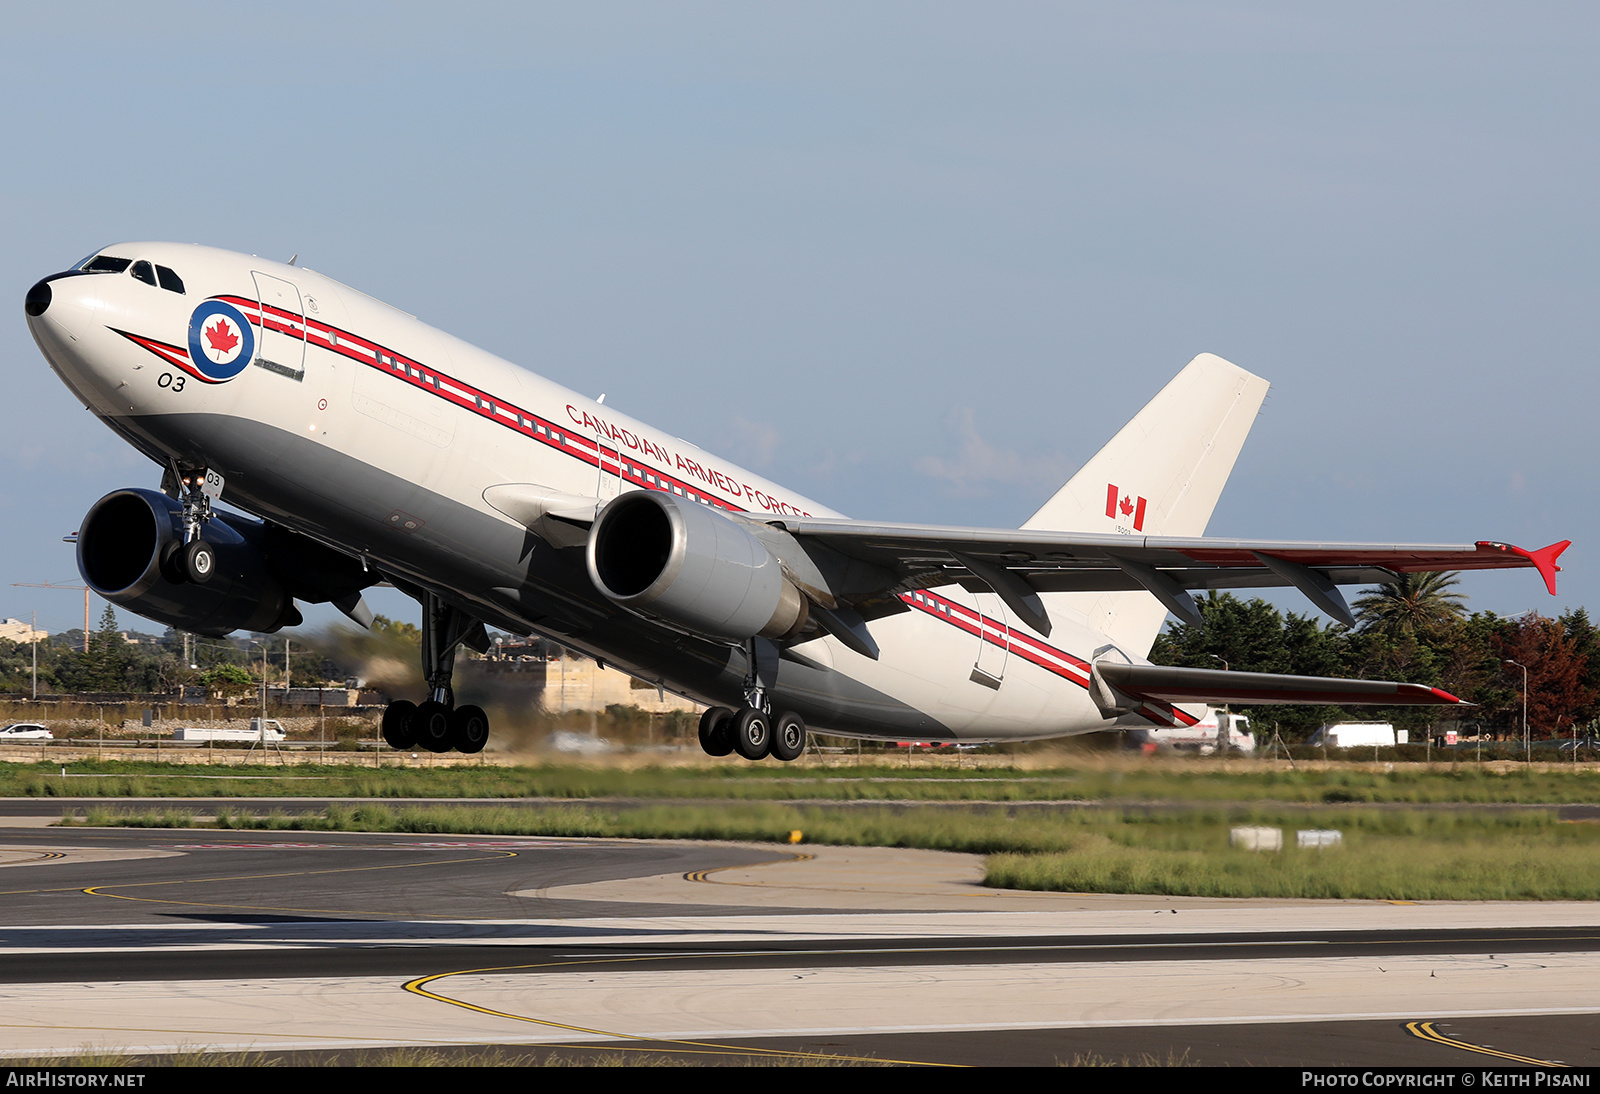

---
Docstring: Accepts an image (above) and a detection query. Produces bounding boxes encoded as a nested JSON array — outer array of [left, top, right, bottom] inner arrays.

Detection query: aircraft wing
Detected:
[[1090, 662, 1466, 709], [767, 516, 1569, 635]]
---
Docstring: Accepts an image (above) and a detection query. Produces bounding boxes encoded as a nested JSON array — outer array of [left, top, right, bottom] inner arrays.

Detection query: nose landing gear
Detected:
[[156, 464, 223, 585]]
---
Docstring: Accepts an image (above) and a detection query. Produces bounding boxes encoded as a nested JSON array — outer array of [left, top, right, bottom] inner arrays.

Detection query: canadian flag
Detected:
[[1105, 484, 1147, 531]]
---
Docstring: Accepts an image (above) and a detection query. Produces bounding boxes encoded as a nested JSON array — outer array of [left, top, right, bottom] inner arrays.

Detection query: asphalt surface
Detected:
[[0, 823, 1595, 1066]]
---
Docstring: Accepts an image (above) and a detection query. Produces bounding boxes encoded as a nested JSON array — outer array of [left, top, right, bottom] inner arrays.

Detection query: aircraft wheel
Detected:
[[413, 700, 455, 753], [771, 711, 807, 762], [698, 706, 735, 757], [732, 707, 772, 761], [159, 543, 189, 585], [451, 704, 489, 754], [381, 700, 417, 750], [180, 539, 216, 584]]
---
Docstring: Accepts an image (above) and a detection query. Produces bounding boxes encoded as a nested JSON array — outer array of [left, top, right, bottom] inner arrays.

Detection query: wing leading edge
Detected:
[[767, 517, 1569, 634]]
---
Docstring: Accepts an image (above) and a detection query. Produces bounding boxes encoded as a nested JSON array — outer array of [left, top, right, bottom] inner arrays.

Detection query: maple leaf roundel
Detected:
[[185, 300, 255, 382]]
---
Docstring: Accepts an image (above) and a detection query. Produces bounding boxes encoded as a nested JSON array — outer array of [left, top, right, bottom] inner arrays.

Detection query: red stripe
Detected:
[[111, 330, 229, 384], [212, 296, 764, 516], [1105, 483, 1118, 519], [898, 589, 1191, 727]]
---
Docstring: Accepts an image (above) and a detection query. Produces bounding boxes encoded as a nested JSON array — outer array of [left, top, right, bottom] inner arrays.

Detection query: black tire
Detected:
[[698, 706, 735, 757], [451, 704, 489, 754], [159, 543, 188, 585], [181, 539, 216, 584], [732, 706, 772, 761], [381, 700, 417, 750], [413, 700, 454, 753], [771, 710, 807, 762]]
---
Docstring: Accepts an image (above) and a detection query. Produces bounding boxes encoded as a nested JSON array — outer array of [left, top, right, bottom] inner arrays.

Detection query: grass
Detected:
[[62, 799, 1600, 901], [12, 756, 1600, 804], [985, 812, 1600, 900], [1066, 1049, 1197, 1067]]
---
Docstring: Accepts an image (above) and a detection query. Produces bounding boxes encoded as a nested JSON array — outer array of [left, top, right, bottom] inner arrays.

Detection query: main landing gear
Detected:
[[697, 639, 807, 762], [381, 591, 491, 755]]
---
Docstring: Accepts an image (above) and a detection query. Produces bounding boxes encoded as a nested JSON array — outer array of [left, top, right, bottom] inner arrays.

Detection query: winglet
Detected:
[[1478, 540, 1570, 596]]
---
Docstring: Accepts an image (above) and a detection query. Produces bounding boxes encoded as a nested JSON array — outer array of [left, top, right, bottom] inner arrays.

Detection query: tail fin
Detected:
[[1025, 353, 1270, 656]]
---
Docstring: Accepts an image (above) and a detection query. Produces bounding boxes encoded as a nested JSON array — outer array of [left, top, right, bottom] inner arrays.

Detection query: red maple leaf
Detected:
[[1119, 495, 1135, 516], [205, 318, 240, 355]]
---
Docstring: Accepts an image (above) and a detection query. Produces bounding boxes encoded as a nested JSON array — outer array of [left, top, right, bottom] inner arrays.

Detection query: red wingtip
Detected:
[[1518, 540, 1570, 596], [1475, 540, 1570, 595]]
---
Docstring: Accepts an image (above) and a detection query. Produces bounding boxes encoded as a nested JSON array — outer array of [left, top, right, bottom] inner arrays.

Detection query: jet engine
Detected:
[[586, 490, 808, 642], [76, 488, 367, 637]]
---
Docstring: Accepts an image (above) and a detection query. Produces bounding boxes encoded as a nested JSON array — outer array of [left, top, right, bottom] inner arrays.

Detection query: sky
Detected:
[[2, 3, 1596, 637]]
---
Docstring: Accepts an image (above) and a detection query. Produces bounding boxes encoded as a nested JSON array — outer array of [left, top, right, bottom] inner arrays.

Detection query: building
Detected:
[[477, 653, 702, 715], [0, 619, 47, 645], [540, 657, 703, 715]]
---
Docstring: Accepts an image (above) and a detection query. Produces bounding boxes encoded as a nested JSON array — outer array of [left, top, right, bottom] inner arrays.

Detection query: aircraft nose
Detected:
[[26, 271, 99, 342], [25, 277, 51, 317]]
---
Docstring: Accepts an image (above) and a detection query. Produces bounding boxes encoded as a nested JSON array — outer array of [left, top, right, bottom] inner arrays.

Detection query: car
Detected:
[[0, 723, 53, 741]]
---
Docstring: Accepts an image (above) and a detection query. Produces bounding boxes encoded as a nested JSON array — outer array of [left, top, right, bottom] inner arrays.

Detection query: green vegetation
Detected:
[[63, 799, 1600, 902], [11, 756, 1600, 803], [0, 607, 343, 697], [983, 808, 1600, 900], [1152, 591, 1600, 740]]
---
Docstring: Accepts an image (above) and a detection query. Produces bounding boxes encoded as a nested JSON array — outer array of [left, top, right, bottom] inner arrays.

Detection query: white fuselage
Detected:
[[28, 243, 1193, 741]]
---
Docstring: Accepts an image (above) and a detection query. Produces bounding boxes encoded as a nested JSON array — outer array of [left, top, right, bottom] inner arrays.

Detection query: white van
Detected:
[[1306, 722, 1407, 748]]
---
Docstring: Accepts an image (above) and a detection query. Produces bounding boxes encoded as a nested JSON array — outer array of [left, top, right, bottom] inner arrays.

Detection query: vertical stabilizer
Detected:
[[1025, 353, 1270, 656]]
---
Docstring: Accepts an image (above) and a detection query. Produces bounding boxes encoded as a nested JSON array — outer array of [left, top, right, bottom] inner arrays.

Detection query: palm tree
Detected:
[[1353, 571, 1467, 639]]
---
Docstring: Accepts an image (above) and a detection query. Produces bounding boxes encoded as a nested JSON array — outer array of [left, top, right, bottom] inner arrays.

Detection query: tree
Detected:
[[1151, 592, 1293, 675], [1150, 594, 1355, 736], [1353, 571, 1468, 640], [202, 663, 255, 699], [1492, 614, 1596, 737], [79, 605, 129, 692], [1558, 608, 1600, 726]]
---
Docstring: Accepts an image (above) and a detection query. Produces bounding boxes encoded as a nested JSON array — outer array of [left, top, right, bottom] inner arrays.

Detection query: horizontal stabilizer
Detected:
[[1093, 662, 1466, 707]]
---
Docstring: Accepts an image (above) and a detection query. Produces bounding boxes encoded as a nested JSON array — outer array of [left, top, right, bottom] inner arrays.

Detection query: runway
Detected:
[[0, 824, 1595, 1066]]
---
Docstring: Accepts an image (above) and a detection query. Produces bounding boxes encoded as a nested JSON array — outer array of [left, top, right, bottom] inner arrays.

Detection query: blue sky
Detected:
[[3, 3, 1595, 635]]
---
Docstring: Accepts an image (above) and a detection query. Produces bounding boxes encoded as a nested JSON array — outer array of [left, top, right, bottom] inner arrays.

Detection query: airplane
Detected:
[[23, 243, 1569, 760]]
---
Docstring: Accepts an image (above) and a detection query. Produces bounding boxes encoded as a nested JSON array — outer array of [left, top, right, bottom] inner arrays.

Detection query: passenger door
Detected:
[[252, 271, 306, 380]]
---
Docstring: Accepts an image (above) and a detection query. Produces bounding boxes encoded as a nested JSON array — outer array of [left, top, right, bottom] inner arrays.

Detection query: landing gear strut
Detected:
[[380, 591, 491, 754], [696, 639, 807, 762], [159, 464, 221, 585]]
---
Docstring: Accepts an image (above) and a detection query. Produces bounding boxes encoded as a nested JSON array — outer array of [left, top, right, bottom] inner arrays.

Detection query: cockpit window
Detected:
[[155, 265, 185, 294], [130, 261, 158, 286], [82, 255, 131, 273]]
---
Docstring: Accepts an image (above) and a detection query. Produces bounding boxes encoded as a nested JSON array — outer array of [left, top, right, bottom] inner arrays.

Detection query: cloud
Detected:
[[914, 407, 1073, 496], [728, 416, 780, 468]]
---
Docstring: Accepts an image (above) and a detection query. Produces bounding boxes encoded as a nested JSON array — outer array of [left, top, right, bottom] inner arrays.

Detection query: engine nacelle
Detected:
[[77, 489, 300, 636], [586, 490, 808, 642]]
